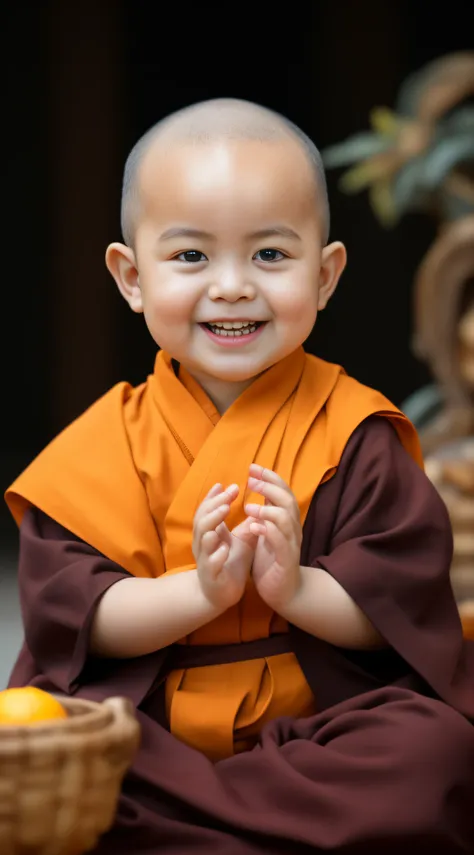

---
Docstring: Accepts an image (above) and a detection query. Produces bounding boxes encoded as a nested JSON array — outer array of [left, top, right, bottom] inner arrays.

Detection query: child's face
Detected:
[[108, 137, 346, 394]]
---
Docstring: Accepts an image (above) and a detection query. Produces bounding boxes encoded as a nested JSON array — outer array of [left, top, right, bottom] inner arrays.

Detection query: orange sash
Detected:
[[6, 347, 422, 759]]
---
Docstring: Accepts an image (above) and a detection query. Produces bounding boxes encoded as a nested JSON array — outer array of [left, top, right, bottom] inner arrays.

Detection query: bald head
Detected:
[[121, 98, 330, 247]]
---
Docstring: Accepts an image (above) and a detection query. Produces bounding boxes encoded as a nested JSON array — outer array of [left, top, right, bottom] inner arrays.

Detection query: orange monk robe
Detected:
[[5, 347, 422, 760]]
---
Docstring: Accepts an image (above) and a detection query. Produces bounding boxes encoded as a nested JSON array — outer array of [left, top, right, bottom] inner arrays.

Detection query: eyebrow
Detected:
[[158, 225, 301, 242], [159, 227, 216, 241], [247, 226, 301, 241]]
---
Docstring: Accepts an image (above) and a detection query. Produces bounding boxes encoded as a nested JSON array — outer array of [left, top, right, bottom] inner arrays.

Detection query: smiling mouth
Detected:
[[202, 321, 265, 337]]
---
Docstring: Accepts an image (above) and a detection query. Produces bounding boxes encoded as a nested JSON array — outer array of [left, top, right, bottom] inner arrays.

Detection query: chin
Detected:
[[200, 364, 263, 383], [186, 354, 266, 383], [219, 369, 264, 383], [224, 351, 290, 375]]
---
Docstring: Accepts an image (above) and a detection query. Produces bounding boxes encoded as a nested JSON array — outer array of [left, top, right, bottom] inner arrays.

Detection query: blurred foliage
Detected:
[[322, 53, 474, 227]]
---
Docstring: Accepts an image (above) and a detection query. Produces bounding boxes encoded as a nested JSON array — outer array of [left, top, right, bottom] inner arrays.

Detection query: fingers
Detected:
[[205, 483, 224, 499], [200, 529, 220, 555], [248, 520, 266, 537], [215, 520, 232, 547], [201, 530, 229, 561], [249, 518, 294, 559], [202, 483, 239, 510], [248, 472, 300, 520], [249, 465, 291, 491], [195, 503, 230, 541], [245, 503, 300, 540], [247, 477, 291, 507], [194, 484, 239, 563], [230, 516, 260, 550], [195, 483, 239, 532], [200, 532, 229, 578]]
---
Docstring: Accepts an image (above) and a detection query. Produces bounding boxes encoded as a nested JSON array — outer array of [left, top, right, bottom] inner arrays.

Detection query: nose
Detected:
[[207, 263, 256, 302]]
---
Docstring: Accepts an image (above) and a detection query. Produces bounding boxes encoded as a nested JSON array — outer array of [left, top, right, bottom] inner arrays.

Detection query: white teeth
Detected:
[[212, 321, 254, 330], [208, 322, 258, 337]]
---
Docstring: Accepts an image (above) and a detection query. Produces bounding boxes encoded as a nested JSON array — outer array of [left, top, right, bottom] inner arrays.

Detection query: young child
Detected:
[[6, 99, 474, 854]]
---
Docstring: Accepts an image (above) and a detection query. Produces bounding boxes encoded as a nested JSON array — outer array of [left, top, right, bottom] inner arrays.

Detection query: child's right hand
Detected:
[[193, 483, 257, 611]]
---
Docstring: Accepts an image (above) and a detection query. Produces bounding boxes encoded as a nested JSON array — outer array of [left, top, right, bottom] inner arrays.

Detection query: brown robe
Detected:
[[8, 417, 474, 854]]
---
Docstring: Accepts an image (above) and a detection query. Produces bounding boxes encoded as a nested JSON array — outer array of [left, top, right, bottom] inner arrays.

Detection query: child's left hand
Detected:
[[245, 464, 302, 610]]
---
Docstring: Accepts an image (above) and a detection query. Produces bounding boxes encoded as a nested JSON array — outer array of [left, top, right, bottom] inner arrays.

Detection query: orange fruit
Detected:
[[460, 601, 474, 641], [462, 613, 474, 640], [0, 687, 68, 726]]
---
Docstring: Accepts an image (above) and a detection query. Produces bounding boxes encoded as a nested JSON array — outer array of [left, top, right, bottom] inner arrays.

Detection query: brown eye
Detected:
[[254, 248, 285, 262], [176, 250, 207, 263]]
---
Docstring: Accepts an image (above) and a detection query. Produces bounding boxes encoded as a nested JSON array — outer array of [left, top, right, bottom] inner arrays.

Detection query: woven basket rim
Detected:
[[0, 695, 140, 853], [0, 694, 114, 738]]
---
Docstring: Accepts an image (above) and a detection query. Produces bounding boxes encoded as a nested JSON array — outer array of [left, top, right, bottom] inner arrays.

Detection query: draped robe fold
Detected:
[[6, 348, 474, 853]]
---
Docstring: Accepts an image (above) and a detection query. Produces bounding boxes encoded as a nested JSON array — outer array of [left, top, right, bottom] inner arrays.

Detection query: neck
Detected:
[[184, 370, 260, 414]]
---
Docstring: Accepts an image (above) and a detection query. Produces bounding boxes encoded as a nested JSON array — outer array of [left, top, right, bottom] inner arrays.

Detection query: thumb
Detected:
[[232, 517, 259, 549], [215, 521, 232, 547]]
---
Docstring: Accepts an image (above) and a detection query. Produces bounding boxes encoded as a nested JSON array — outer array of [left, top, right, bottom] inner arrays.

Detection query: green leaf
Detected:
[[322, 133, 391, 168], [440, 106, 474, 134], [393, 134, 474, 214], [395, 54, 461, 119], [369, 180, 399, 227], [392, 157, 429, 213], [420, 136, 474, 189], [395, 66, 429, 118]]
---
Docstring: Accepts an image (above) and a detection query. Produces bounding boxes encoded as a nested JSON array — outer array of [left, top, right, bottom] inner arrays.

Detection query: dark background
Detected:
[[2, 0, 473, 541]]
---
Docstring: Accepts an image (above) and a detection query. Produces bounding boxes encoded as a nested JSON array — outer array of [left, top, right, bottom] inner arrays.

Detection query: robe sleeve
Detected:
[[9, 508, 167, 706], [309, 417, 474, 719]]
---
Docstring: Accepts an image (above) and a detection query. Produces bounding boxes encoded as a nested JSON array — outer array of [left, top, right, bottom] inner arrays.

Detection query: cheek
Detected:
[[141, 291, 191, 354], [269, 270, 319, 323], [140, 270, 197, 324]]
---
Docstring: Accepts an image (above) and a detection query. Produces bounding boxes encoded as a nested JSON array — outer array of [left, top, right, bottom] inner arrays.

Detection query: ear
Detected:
[[317, 241, 347, 310], [105, 242, 143, 313]]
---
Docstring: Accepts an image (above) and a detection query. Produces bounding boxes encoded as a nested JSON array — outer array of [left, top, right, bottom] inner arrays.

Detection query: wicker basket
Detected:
[[0, 695, 140, 855]]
